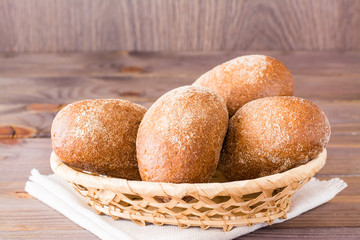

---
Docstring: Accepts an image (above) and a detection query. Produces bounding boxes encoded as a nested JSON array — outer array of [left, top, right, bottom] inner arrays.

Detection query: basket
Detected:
[[50, 149, 327, 231]]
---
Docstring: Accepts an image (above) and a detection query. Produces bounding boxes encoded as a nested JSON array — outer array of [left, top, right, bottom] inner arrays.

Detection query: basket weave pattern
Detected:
[[50, 150, 326, 231]]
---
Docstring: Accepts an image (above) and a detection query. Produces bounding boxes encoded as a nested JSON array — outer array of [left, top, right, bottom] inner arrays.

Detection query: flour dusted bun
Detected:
[[193, 55, 294, 116], [51, 99, 147, 180], [219, 96, 331, 181], [137, 86, 228, 183]]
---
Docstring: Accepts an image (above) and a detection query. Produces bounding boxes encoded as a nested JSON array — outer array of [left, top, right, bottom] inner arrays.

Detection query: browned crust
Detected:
[[193, 55, 294, 117], [51, 99, 147, 180], [219, 96, 331, 181], [136, 86, 228, 183]]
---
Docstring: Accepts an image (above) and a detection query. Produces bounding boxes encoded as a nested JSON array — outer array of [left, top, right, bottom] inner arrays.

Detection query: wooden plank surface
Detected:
[[1, 138, 359, 238], [0, 51, 359, 105], [0, 51, 359, 239], [0, 0, 360, 52]]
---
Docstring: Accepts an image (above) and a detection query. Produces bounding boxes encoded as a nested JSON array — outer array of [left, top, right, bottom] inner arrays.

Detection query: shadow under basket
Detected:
[[50, 149, 327, 231]]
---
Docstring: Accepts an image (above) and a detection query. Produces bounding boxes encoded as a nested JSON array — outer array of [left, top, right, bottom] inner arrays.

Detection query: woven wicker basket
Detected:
[[50, 149, 327, 231]]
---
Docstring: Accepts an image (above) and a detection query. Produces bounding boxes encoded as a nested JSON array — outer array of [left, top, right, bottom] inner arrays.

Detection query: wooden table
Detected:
[[0, 51, 359, 239]]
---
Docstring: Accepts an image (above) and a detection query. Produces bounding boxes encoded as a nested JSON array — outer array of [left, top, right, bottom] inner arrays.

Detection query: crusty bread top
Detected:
[[220, 96, 331, 180], [193, 55, 294, 116], [236, 96, 330, 160], [51, 99, 147, 179], [137, 86, 228, 183]]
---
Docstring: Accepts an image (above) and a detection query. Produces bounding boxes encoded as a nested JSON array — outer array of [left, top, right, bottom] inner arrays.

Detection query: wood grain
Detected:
[[0, 52, 359, 105], [0, 138, 359, 239], [1, 75, 359, 104], [1, 51, 359, 78], [0, 0, 359, 52], [0, 51, 359, 239], [239, 228, 360, 240]]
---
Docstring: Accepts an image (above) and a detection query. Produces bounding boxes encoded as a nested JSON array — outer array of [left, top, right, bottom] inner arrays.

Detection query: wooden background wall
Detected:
[[0, 0, 359, 52]]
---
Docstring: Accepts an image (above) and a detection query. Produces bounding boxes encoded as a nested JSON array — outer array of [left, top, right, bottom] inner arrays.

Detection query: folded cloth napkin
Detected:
[[25, 169, 347, 240]]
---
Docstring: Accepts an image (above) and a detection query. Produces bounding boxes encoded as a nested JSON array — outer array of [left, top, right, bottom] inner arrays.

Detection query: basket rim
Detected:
[[50, 149, 327, 198]]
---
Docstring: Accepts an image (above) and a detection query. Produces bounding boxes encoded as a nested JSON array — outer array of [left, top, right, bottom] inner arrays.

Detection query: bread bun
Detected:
[[137, 86, 228, 183], [219, 96, 331, 181], [51, 99, 147, 180], [193, 55, 294, 116]]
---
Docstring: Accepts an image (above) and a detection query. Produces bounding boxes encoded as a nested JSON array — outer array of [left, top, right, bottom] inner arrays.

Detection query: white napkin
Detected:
[[25, 169, 347, 240]]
